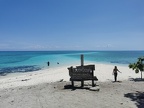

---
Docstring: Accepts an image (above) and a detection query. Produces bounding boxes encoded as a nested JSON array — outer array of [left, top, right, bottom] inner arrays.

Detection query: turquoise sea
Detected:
[[0, 51, 144, 75]]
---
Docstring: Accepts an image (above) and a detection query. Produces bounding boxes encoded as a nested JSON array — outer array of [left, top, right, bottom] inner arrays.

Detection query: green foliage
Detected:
[[129, 56, 144, 79], [135, 69, 139, 73]]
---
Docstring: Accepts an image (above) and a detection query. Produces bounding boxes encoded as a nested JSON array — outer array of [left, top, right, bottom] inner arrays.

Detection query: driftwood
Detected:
[[68, 65, 98, 87]]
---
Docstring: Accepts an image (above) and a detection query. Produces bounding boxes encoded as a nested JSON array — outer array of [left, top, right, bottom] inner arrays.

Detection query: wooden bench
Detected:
[[68, 65, 98, 87]]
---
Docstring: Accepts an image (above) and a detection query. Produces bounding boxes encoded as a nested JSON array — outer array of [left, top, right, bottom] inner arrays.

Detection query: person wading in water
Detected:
[[47, 61, 50, 66]]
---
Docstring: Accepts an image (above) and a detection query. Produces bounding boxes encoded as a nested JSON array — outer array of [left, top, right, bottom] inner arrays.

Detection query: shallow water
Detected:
[[0, 51, 144, 74]]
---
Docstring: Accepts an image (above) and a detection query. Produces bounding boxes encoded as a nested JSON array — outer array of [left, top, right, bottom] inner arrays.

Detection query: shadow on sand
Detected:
[[64, 84, 98, 91], [111, 81, 122, 83], [124, 91, 144, 108], [129, 78, 144, 82], [64, 85, 89, 91]]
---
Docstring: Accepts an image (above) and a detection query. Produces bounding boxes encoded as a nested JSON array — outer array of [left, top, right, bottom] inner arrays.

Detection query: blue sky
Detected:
[[0, 0, 144, 51]]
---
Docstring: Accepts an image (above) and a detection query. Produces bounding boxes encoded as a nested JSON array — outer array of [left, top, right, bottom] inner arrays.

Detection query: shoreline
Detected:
[[0, 62, 143, 108], [0, 62, 140, 89]]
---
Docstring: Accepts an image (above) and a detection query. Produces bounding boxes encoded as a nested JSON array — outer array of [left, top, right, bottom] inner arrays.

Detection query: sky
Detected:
[[0, 0, 144, 51]]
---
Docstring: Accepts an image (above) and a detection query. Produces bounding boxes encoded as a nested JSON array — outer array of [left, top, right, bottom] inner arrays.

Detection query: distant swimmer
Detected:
[[57, 62, 59, 64], [47, 61, 50, 66]]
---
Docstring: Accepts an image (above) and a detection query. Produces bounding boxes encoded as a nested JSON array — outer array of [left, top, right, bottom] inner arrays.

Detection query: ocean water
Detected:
[[0, 51, 144, 75]]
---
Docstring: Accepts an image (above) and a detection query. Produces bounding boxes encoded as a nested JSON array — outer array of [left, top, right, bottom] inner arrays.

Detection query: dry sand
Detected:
[[0, 63, 144, 108]]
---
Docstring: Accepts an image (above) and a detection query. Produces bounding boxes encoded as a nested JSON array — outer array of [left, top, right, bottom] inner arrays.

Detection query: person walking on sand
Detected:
[[113, 66, 121, 82]]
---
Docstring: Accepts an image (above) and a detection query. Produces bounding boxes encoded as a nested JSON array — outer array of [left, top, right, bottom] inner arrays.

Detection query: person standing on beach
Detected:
[[113, 66, 121, 82]]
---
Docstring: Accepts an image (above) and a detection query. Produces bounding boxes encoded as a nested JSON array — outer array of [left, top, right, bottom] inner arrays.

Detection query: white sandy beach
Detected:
[[0, 63, 140, 89], [0, 63, 144, 108]]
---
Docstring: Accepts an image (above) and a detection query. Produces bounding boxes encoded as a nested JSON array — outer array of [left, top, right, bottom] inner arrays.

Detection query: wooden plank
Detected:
[[68, 65, 98, 87]]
